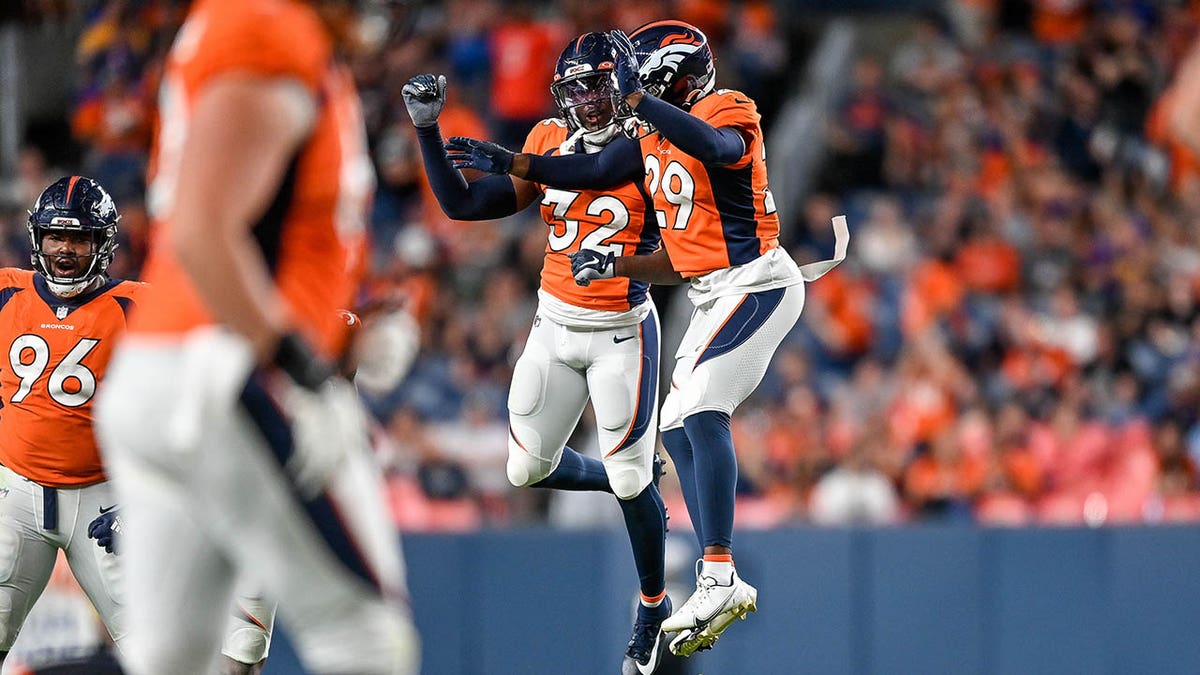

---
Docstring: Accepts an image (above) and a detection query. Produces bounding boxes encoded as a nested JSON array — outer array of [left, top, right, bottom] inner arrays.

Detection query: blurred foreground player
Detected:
[[94, 1, 419, 673]]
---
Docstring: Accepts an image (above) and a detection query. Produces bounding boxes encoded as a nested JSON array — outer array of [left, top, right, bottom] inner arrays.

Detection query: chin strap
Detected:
[[46, 275, 104, 299], [558, 124, 620, 156], [557, 126, 588, 155]]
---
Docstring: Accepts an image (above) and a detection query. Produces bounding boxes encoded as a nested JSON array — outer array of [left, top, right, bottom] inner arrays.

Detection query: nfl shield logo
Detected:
[[55, 306, 68, 319]]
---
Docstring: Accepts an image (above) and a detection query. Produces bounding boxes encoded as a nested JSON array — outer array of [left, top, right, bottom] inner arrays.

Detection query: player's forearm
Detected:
[[172, 227, 289, 361], [519, 136, 642, 189], [415, 125, 519, 219], [628, 94, 745, 166], [614, 248, 684, 285]]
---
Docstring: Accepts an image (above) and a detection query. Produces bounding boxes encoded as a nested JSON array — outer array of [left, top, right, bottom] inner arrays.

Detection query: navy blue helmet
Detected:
[[627, 20, 715, 110], [27, 176, 119, 293], [551, 32, 622, 138]]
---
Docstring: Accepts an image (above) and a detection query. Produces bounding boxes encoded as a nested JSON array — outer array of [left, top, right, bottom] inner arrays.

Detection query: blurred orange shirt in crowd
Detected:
[[1032, 0, 1090, 45], [955, 236, 1020, 293], [903, 451, 988, 504], [902, 258, 963, 336], [678, 0, 729, 40], [808, 269, 874, 356], [489, 17, 564, 121], [887, 381, 956, 447]]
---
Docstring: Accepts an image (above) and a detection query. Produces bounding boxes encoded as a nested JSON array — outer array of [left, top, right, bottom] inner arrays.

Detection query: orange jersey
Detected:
[[639, 90, 780, 278], [0, 270, 146, 487], [137, 0, 372, 358], [524, 119, 659, 311]]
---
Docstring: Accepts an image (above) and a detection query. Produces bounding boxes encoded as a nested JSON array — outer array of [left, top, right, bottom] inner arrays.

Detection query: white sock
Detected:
[[701, 560, 734, 585]]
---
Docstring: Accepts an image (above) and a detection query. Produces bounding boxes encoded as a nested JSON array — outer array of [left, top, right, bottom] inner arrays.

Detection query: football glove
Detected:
[[444, 136, 514, 174], [401, 74, 447, 129], [278, 374, 370, 500], [351, 309, 421, 396], [608, 29, 643, 98], [87, 508, 121, 554], [569, 249, 615, 287]]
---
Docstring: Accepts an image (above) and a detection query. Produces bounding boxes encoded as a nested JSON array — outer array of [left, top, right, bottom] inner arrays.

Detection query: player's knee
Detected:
[[608, 466, 648, 501], [506, 449, 554, 488], [223, 625, 271, 668]]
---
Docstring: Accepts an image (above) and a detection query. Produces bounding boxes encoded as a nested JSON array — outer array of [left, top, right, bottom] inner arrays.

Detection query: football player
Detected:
[[0, 175, 135, 666], [444, 20, 847, 657], [92, 1, 419, 674], [402, 32, 673, 675]]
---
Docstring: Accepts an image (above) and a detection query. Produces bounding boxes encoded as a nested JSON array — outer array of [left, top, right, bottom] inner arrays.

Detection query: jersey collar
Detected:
[[33, 274, 121, 317]]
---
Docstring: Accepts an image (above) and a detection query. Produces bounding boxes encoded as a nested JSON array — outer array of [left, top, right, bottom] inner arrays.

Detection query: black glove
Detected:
[[608, 29, 643, 98], [568, 248, 616, 286], [401, 73, 447, 128], [444, 136, 515, 174], [88, 508, 121, 554]]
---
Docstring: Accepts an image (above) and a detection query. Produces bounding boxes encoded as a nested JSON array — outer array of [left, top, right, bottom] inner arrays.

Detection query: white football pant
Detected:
[[660, 284, 806, 431], [0, 466, 125, 652], [95, 333, 418, 675], [507, 304, 661, 500]]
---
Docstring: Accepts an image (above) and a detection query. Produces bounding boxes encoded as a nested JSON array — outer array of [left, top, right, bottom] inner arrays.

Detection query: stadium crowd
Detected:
[[6, 0, 1200, 532]]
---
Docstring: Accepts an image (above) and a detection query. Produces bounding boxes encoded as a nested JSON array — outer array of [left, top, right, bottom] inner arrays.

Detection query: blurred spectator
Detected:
[[903, 426, 987, 521], [486, 0, 565, 149], [809, 434, 901, 526]]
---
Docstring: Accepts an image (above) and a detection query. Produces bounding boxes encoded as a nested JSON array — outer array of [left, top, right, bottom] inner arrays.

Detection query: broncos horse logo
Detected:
[[638, 43, 702, 93]]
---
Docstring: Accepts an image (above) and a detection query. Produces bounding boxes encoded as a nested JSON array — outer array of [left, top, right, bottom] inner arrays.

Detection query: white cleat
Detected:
[[663, 560, 758, 657]]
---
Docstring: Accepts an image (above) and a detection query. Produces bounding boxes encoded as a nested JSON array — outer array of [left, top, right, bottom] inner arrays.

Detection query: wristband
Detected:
[[272, 332, 335, 391]]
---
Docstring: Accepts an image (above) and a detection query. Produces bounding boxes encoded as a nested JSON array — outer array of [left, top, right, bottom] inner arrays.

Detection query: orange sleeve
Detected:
[[188, 0, 330, 94], [694, 91, 761, 169], [0, 268, 30, 289], [521, 119, 563, 155]]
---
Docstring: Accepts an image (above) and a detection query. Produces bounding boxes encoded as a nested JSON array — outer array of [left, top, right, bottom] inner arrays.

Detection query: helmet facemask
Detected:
[[552, 72, 622, 147], [28, 221, 118, 298]]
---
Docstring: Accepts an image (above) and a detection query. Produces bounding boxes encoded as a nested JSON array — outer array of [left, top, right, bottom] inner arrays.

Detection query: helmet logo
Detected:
[[564, 63, 593, 76], [50, 217, 81, 226], [639, 43, 700, 80], [659, 32, 701, 47], [93, 192, 116, 219]]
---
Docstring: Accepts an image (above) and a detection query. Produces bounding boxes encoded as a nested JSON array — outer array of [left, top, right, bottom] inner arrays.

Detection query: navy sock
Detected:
[[617, 483, 667, 599], [683, 411, 737, 549], [531, 446, 612, 492], [662, 426, 703, 547]]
